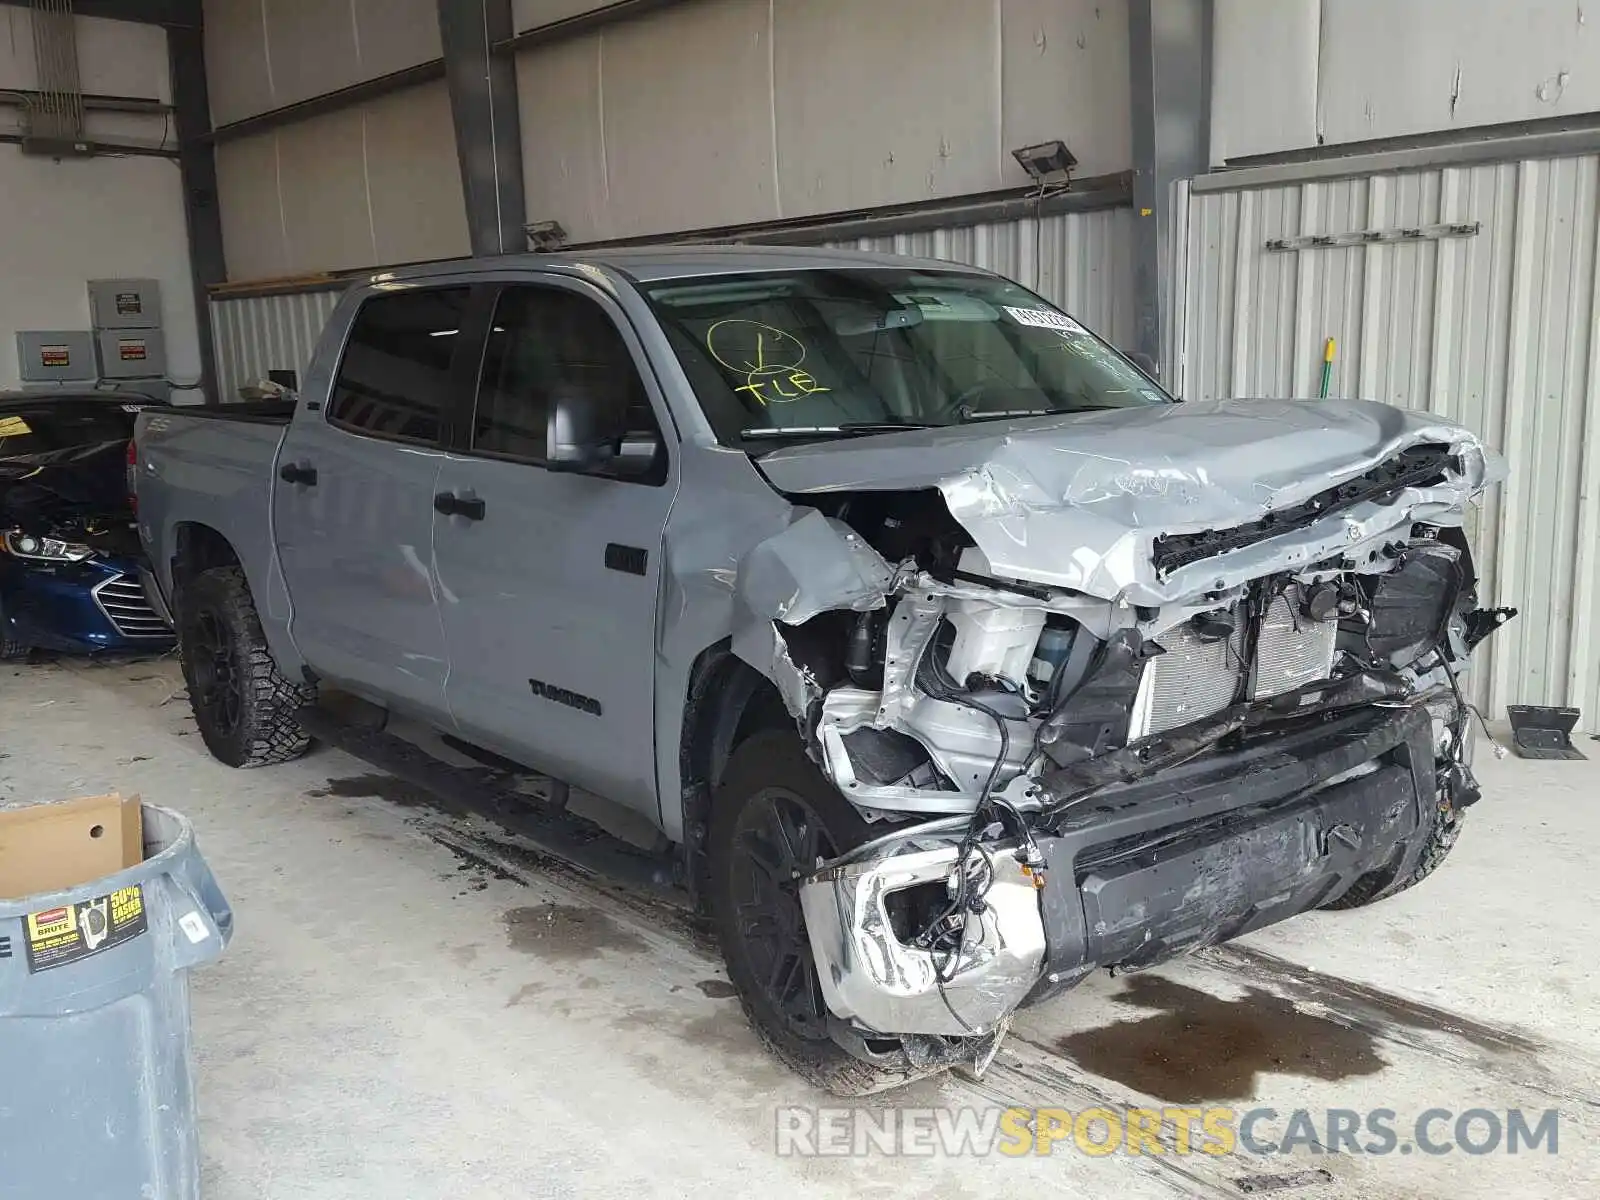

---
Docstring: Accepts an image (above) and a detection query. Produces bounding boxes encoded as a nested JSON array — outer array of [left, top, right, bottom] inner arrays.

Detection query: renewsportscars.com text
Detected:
[[774, 1105, 1561, 1158]]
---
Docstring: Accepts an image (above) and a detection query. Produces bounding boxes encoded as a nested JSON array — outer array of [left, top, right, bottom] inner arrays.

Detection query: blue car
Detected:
[[0, 392, 174, 659]]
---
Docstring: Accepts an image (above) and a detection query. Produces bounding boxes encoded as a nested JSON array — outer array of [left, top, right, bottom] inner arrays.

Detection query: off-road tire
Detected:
[[709, 731, 927, 1096], [177, 566, 313, 768], [1322, 803, 1463, 910]]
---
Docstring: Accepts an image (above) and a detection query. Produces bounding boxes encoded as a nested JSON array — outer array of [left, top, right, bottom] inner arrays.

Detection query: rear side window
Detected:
[[328, 287, 469, 444]]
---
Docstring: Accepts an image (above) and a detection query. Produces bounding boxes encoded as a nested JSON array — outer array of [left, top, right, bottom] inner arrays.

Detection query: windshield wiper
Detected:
[[740, 422, 939, 439]]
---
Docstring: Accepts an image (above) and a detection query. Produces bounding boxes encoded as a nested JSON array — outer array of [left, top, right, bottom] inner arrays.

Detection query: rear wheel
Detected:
[[177, 566, 313, 767], [709, 730, 925, 1095]]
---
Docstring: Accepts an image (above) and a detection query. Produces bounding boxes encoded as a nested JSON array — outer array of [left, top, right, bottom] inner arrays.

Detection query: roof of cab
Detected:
[[371, 243, 990, 286]]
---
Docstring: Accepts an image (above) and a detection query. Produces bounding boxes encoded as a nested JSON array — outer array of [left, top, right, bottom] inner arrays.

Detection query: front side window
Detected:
[[328, 287, 469, 444], [642, 269, 1169, 449], [469, 284, 665, 483]]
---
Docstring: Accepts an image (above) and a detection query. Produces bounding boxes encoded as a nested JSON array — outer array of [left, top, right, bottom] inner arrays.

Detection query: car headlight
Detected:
[[2, 529, 96, 563]]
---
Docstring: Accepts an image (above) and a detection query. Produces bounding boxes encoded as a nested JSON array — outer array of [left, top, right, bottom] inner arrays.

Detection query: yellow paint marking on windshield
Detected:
[[707, 318, 830, 406]]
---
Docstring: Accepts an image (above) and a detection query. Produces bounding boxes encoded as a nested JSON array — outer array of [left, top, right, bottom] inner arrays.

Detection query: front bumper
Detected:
[[0, 555, 175, 654], [801, 703, 1437, 1039]]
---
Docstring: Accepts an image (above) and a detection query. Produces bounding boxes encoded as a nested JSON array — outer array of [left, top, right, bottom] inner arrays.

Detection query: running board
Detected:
[[296, 705, 681, 900]]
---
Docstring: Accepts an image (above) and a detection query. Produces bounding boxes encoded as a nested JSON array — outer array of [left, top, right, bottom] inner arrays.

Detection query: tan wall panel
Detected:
[[1211, 0, 1600, 160], [353, 0, 444, 80], [205, 0, 274, 126], [216, 133, 289, 281], [773, 0, 1000, 217], [204, 0, 444, 125], [603, 0, 776, 231], [1318, 0, 1600, 146], [362, 84, 472, 265], [262, 0, 363, 111], [0, 10, 168, 99], [76, 16, 172, 101], [515, 0, 1134, 242], [1001, 0, 1130, 179], [214, 82, 467, 281], [275, 108, 376, 273], [518, 36, 608, 232]]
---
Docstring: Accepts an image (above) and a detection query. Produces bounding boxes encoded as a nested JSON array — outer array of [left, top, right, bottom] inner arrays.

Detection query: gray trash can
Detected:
[[0, 804, 232, 1200]]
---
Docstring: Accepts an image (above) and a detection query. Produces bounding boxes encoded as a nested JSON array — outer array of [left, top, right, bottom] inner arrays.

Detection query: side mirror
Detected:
[[547, 385, 627, 472]]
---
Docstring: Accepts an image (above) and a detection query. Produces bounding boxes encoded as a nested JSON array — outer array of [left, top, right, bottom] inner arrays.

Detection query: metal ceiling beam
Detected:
[[168, 23, 223, 398], [1128, 0, 1212, 374], [0, 0, 200, 27], [207, 59, 448, 145], [439, 0, 526, 256], [494, 0, 688, 53]]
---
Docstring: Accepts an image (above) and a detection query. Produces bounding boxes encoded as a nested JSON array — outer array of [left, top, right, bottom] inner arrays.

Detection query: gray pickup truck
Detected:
[[135, 246, 1510, 1093]]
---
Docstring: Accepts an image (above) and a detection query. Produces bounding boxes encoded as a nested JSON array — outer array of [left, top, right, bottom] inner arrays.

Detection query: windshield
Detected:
[[641, 268, 1169, 449]]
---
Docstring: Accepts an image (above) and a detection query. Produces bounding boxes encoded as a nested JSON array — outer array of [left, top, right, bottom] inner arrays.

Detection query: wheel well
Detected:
[[678, 642, 795, 914], [172, 523, 241, 598]]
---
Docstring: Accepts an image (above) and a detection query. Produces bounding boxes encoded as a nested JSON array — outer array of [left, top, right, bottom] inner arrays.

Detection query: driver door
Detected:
[[431, 277, 677, 822]]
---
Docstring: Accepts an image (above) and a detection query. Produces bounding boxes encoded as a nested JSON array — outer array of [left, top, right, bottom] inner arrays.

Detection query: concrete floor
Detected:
[[2, 655, 1595, 1199]]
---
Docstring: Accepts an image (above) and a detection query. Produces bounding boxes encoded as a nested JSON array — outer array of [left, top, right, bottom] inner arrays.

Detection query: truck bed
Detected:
[[133, 405, 291, 618], [157, 400, 297, 424]]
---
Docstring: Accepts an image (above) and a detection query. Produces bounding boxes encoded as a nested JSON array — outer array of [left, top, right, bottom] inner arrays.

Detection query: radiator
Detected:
[[1129, 590, 1338, 738]]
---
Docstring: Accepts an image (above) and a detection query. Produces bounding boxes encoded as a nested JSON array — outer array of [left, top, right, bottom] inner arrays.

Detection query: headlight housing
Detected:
[[2, 529, 96, 563], [1365, 542, 1465, 666]]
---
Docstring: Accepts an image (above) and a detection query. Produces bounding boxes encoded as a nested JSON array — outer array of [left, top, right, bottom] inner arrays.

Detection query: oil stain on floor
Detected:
[[502, 903, 648, 961], [1057, 975, 1388, 1103], [309, 773, 437, 808]]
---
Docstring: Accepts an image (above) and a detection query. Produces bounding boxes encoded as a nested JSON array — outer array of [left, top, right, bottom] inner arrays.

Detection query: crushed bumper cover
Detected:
[[801, 703, 1437, 1040], [800, 844, 1046, 1039]]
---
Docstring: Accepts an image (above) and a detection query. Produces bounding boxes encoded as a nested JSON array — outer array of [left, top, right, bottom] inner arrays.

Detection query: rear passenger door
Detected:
[[432, 276, 676, 822], [274, 285, 468, 718]]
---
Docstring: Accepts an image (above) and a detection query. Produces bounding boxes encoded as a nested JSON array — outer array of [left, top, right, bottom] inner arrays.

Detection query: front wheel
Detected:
[[177, 566, 313, 768], [1322, 802, 1463, 910], [708, 730, 926, 1095]]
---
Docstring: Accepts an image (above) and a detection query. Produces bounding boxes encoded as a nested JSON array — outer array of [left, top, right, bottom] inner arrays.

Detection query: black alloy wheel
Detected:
[[188, 607, 243, 737], [726, 787, 837, 1040]]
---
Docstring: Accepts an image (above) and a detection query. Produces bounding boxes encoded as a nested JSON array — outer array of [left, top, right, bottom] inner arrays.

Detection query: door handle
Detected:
[[434, 492, 486, 521], [279, 462, 318, 486]]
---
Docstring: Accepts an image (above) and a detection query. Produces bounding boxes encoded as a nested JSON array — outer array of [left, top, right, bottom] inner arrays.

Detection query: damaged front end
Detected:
[[730, 399, 1513, 1070]]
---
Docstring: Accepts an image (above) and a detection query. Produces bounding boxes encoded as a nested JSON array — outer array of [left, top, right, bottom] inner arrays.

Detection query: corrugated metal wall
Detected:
[[210, 289, 342, 405], [1174, 153, 1600, 725], [824, 207, 1137, 347]]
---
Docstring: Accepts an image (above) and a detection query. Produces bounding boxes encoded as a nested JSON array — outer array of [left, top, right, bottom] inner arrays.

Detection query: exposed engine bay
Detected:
[[728, 400, 1513, 1073]]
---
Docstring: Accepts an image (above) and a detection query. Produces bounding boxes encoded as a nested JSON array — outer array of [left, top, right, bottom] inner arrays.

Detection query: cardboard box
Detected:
[[0, 794, 144, 900]]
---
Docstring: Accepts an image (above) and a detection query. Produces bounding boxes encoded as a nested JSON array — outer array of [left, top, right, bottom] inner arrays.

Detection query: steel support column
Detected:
[[438, 0, 527, 256], [1128, 0, 1211, 373], [167, 24, 223, 399]]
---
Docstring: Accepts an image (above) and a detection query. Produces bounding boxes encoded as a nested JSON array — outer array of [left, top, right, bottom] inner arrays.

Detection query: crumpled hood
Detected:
[[755, 398, 1504, 605]]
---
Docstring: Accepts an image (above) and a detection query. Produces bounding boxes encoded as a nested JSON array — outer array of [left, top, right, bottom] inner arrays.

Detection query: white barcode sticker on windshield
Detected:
[[1004, 306, 1087, 334]]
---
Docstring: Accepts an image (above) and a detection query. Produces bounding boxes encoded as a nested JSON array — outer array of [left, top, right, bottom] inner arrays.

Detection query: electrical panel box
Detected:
[[16, 330, 97, 383], [95, 328, 167, 380], [87, 278, 162, 329]]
